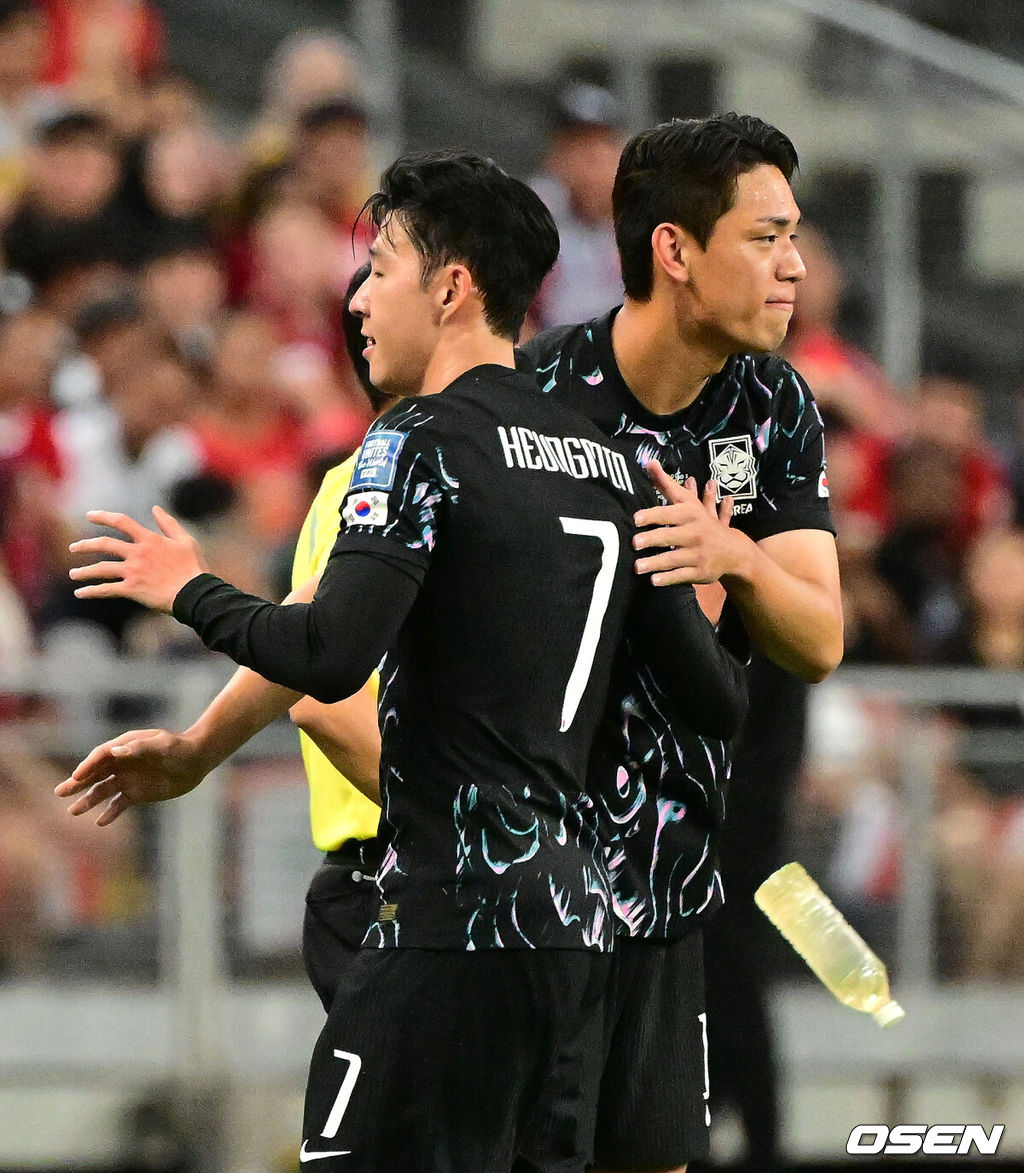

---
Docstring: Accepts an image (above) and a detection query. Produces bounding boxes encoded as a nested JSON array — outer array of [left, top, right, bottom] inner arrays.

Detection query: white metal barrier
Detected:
[[1, 654, 1022, 1166]]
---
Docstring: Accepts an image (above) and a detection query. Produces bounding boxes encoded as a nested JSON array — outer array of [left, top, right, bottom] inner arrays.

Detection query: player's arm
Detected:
[[69, 408, 445, 706], [717, 526, 841, 682], [633, 460, 842, 682], [169, 544, 419, 702], [68, 504, 421, 702], [288, 490, 384, 803], [290, 687, 382, 805], [628, 577, 748, 739], [55, 574, 325, 824]]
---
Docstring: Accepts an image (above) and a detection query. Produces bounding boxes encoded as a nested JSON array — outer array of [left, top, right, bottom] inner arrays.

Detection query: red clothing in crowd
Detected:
[[0, 404, 64, 618], [193, 408, 310, 542], [38, 0, 164, 86]]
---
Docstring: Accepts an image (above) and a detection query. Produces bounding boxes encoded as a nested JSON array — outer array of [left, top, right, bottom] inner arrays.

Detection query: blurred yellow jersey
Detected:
[[291, 453, 380, 851]]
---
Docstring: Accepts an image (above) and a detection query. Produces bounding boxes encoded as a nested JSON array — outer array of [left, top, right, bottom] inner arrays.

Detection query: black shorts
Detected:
[[301, 839, 384, 1012], [594, 931, 710, 1169], [301, 948, 611, 1173]]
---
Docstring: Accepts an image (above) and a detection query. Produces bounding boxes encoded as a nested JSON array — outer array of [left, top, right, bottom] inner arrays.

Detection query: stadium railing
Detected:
[[0, 650, 1022, 1168]]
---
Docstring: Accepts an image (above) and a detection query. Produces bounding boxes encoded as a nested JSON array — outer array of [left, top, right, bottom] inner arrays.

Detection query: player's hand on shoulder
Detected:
[[69, 506, 208, 613], [633, 458, 742, 586], [55, 728, 207, 826]]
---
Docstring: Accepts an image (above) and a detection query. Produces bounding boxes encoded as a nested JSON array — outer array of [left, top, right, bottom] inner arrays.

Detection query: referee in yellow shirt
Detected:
[[288, 260, 402, 1011], [290, 442, 385, 1011]]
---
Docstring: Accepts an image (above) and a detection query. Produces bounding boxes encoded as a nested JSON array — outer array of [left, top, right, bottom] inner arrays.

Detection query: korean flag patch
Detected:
[[343, 491, 389, 528], [352, 429, 406, 490]]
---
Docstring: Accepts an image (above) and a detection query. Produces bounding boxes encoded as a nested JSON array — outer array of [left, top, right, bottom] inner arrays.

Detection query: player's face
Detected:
[[682, 163, 805, 355], [349, 220, 441, 398]]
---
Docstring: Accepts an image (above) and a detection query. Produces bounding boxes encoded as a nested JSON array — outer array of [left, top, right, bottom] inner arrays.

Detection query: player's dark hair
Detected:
[[342, 260, 389, 410], [613, 113, 799, 301], [360, 150, 559, 341]]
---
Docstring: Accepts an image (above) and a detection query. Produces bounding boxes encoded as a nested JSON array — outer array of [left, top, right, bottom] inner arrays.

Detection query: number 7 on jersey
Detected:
[[559, 517, 620, 733]]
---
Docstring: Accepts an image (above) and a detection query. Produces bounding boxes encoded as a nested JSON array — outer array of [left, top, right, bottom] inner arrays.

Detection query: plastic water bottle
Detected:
[[755, 862, 905, 1027]]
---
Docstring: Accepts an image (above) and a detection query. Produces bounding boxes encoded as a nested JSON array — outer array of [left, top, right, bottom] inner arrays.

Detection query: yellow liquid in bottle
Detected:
[[756, 862, 905, 1027]]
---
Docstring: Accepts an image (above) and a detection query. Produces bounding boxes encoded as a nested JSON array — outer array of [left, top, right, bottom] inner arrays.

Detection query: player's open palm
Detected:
[[633, 458, 740, 586], [55, 729, 208, 826], [69, 505, 207, 613]]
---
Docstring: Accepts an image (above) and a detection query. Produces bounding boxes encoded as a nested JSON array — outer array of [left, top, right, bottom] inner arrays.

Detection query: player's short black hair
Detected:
[[360, 150, 559, 341], [613, 113, 799, 301], [342, 260, 386, 409]]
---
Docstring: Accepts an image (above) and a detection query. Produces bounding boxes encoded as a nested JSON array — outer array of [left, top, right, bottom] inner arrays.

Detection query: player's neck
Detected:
[[612, 297, 726, 416], [419, 325, 515, 398]]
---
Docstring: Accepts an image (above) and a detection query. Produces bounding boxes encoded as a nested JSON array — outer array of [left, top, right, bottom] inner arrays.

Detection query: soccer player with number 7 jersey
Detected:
[[63, 151, 747, 1173]]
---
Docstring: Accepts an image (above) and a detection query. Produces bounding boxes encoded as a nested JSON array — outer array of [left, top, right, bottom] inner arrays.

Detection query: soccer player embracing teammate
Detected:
[[60, 115, 842, 1173], [63, 149, 747, 1171]]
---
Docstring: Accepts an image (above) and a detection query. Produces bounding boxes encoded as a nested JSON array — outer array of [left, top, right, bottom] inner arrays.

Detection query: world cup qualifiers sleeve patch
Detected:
[[343, 490, 389, 528], [818, 469, 830, 498], [351, 430, 406, 491]]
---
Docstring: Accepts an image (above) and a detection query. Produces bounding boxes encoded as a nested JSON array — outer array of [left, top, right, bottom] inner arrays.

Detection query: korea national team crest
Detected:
[[343, 490, 389, 528], [707, 435, 757, 503]]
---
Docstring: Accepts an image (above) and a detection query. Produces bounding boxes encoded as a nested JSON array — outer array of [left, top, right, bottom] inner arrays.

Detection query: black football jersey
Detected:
[[335, 364, 729, 950], [518, 310, 835, 937], [176, 360, 745, 950]]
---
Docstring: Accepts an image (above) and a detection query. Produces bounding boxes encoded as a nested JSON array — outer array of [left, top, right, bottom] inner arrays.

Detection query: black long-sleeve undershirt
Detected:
[[173, 549, 422, 703], [627, 579, 748, 740], [174, 550, 746, 739]]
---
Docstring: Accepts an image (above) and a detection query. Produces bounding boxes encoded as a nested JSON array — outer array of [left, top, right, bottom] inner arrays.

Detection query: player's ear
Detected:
[[651, 222, 692, 285], [438, 262, 474, 320]]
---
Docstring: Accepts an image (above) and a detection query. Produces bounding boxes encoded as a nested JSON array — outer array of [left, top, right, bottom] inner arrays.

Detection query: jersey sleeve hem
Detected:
[[334, 531, 431, 581], [745, 510, 837, 542]]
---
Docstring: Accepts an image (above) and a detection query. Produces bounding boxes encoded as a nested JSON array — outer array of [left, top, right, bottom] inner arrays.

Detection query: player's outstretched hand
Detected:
[[69, 505, 207, 613], [633, 458, 739, 586], [55, 729, 208, 826]]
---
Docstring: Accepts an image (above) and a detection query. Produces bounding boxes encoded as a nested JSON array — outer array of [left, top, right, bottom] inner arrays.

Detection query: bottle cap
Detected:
[[873, 999, 906, 1027]]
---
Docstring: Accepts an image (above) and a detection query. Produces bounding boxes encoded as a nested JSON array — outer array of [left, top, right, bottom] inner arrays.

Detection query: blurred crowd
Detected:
[[781, 226, 1024, 982], [786, 226, 1024, 674], [0, 0, 381, 973], [1, 0, 1023, 981], [0, 0, 377, 675]]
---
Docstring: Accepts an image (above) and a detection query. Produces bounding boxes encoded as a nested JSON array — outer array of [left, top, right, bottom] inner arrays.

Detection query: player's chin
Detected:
[[742, 322, 789, 354], [366, 355, 396, 392], [764, 311, 794, 347]]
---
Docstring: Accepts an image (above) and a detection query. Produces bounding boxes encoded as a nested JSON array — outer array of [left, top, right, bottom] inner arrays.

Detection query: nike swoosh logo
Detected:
[[300, 1141, 352, 1162]]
